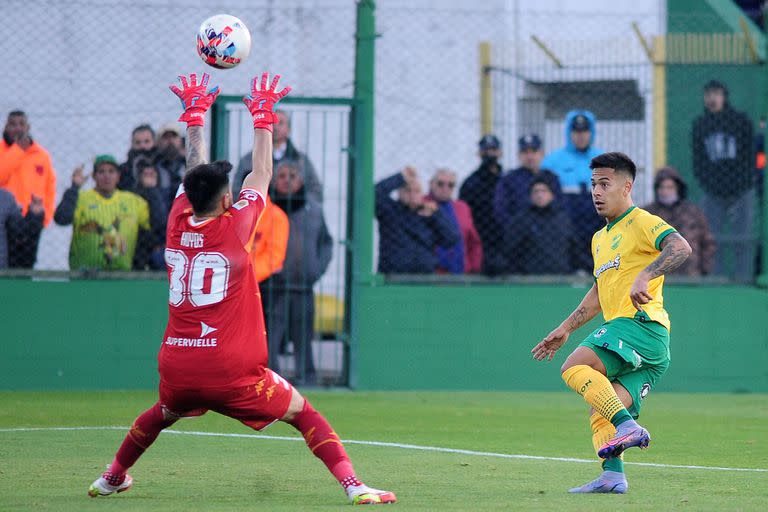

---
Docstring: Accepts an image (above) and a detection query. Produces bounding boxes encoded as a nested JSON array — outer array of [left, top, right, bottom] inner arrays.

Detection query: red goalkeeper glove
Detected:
[[169, 73, 220, 127], [243, 72, 291, 132]]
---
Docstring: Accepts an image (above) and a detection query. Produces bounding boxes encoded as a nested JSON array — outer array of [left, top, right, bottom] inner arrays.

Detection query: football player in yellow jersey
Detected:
[[531, 152, 692, 494]]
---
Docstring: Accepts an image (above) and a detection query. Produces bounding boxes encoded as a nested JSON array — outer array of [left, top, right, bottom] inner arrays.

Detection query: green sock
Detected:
[[609, 409, 633, 428], [602, 457, 624, 473]]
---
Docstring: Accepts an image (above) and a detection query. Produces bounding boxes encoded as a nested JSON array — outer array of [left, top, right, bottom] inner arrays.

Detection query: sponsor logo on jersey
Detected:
[[594, 328, 607, 338], [594, 254, 621, 278], [640, 382, 651, 399], [232, 199, 249, 210], [200, 321, 217, 337], [164, 336, 218, 348], [181, 232, 205, 248], [650, 221, 668, 234]]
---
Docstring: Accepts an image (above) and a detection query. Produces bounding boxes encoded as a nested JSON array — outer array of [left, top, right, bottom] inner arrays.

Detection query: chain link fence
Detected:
[[3, 2, 768, 388], [3, 0, 355, 272], [8, 0, 764, 283], [2, 0, 357, 384], [372, 0, 766, 284], [663, 8, 765, 283]]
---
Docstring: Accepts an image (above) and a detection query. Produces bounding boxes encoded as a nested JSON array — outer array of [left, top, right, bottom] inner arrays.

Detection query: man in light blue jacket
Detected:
[[541, 110, 604, 271], [542, 111, 603, 192]]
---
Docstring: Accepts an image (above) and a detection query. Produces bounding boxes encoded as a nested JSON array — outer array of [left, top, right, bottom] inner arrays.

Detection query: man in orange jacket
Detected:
[[250, 196, 289, 283], [0, 111, 57, 267], [249, 195, 290, 371]]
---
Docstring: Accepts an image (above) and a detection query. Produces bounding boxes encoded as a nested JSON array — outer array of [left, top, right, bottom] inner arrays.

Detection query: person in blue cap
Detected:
[[494, 133, 562, 229]]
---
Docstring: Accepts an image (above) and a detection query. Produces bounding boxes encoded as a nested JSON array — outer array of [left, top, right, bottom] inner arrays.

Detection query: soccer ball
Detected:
[[196, 14, 252, 69]]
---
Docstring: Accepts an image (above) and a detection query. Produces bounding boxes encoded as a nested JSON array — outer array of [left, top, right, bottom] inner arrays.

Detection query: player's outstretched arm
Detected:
[[531, 283, 602, 361], [185, 125, 207, 171], [169, 73, 220, 173], [242, 72, 291, 197], [629, 232, 692, 310]]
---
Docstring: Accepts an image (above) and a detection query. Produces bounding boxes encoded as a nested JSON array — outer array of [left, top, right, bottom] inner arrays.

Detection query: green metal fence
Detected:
[[211, 94, 358, 386]]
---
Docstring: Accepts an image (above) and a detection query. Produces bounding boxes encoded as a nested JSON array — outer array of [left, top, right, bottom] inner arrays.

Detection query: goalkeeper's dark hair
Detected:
[[589, 152, 636, 182], [183, 160, 232, 215]]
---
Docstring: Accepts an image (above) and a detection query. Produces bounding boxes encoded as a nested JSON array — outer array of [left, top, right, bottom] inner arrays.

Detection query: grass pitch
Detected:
[[0, 391, 766, 511]]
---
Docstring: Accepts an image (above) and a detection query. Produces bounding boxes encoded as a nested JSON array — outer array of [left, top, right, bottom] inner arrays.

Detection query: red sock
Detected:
[[107, 403, 174, 477], [289, 400, 359, 487]]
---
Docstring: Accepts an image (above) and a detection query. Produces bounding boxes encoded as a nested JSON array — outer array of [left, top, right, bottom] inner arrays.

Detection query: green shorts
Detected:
[[578, 313, 671, 419]]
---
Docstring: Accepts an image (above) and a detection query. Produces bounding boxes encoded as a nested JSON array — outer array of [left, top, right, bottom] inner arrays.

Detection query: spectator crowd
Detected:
[[0, 109, 329, 385], [0, 78, 763, 286], [375, 81, 763, 280]]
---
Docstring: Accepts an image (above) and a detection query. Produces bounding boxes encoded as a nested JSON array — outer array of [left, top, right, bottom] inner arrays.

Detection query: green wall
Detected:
[[2, 279, 168, 390], [2, 279, 767, 393], [355, 283, 768, 393]]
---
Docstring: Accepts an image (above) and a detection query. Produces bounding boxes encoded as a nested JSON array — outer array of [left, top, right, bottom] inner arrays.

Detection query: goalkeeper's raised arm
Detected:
[[241, 72, 291, 198], [168, 72, 220, 173]]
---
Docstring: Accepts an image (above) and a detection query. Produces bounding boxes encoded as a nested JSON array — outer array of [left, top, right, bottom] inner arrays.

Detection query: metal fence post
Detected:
[[346, 0, 377, 387]]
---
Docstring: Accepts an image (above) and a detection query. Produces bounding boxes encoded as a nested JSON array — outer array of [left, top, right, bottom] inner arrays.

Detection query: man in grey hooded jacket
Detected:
[[264, 160, 332, 385]]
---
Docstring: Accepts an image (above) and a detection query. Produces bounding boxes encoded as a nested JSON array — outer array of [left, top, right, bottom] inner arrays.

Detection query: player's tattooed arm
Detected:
[[630, 233, 692, 311], [567, 306, 588, 332], [531, 284, 601, 361], [185, 125, 208, 172], [643, 233, 692, 280], [564, 284, 602, 333]]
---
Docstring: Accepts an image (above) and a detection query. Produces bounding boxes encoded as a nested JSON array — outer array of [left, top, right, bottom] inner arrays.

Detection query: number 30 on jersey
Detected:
[[165, 249, 231, 307]]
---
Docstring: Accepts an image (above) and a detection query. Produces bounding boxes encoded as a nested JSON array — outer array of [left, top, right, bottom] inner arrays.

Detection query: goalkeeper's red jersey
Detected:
[[158, 186, 267, 389]]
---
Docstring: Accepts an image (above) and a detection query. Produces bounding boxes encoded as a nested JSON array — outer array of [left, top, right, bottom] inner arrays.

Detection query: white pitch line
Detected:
[[1, 426, 766, 474]]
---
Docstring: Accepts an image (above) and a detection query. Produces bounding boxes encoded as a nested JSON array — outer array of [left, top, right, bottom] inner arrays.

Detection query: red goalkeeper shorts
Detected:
[[159, 368, 294, 431]]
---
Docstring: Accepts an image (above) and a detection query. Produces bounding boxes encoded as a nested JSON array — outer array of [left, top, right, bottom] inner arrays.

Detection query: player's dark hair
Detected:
[[183, 160, 232, 215], [589, 152, 636, 182], [8, 110, 27, 119], [132, 124, 155, 138]]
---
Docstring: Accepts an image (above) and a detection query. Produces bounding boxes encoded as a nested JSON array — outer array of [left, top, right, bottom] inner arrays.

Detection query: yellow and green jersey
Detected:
[[592, 206, 677, 330], [70, 189, 150, 270]]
